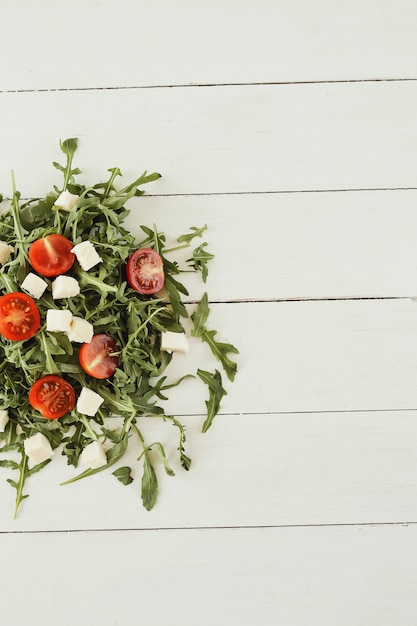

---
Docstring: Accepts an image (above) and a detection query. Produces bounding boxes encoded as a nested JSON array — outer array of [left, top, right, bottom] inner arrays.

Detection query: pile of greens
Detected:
[[0, 139, 238, 517]]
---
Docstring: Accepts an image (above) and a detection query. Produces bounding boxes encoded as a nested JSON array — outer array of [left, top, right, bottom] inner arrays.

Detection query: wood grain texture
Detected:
[[1, 82, 417, 196], [1, 1, 417, 623], [127, 190, 417, 300], [1, 524, 416, 626], [0, 411, 416, 531], [160, 298, 417, 415], [0, 0, 416, 90]]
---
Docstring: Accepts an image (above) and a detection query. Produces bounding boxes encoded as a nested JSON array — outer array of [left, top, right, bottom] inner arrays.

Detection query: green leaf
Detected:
[[191, 292, 210, 337], [177, 224, 208, 243], [112, 466, 133, 486], [201, 329, 239, 382], [197, 369, 227, 432], [141, 453, 158, 511], [164, 274, 188, 319], [153, 442, 175, 476], [187, 242, 214, 282]]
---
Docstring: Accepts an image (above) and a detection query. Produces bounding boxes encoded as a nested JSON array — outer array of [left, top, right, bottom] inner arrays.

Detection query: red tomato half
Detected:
[[29, 375, 76, 419], [126, 248, 164, 294], [29, 234, 75, 277], [79, 334, 120, 379], [0, 292, 40, 341]]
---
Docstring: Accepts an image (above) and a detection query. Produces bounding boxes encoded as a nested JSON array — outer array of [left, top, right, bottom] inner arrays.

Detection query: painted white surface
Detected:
[[1, 82, 417, 196], [1, 525, 416, 626], [0, 411, 416, 531], [1, 1, 417, 624], [0, 0, 416, 89]]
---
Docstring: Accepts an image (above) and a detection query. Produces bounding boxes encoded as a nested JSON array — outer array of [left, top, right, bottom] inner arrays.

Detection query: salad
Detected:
[[0, 139, 238, 517]]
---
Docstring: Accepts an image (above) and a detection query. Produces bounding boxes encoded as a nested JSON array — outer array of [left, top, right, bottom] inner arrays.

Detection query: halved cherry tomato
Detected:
[[126, 248, 164, 295], [79, 334, 120, 379], [0, 292, 40, 341], [29, 233, 75, 277], [29, 375, 75, 419]]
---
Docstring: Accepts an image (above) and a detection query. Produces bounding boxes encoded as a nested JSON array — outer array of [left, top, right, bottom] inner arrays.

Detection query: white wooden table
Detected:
[[1, 1, 417, 623]]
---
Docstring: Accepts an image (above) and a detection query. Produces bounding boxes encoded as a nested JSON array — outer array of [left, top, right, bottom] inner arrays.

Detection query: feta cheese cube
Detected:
[[46, 309, 73, 333], [24, 432, 54, 464], [77, 387, 104, 416], [71, 241, 102, 271], [66, 317, 94, 343], [0, 409, 9, 432], [54, 190, 79, 212], [0, 242, 13, 265], [160, 331, 190, 354], [80, 440, 107, 469], [51, 275, 80, 299], [21, 272, 48, 299]]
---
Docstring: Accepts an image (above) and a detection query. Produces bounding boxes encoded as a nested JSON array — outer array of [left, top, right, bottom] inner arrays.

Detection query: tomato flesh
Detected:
[[0, 292, 40, 341], [29, 375, 75, 419], [126, 248, 164, 295], [79, 334, 120, 379], [29, 233, 75, 277]]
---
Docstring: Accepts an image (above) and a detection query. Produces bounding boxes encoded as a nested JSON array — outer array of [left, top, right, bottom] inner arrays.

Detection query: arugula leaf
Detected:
[[53, 138, 81, 191], [197, 369, 227, 432], [141, 453, 158, 511], [112, 466, 133, 486], [187, 242, 214, 283], [192, 293, 239, 381], [191, 292, 210, 337], [177, 224, 208, 243], [200, 330, 239, 383]]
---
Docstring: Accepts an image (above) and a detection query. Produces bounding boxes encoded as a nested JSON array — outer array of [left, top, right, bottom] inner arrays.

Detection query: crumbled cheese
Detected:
[[0, 242, 13, 265], [66, 316, 94, 343], [54, 190, 79, 212], [24, 432, 54, 464], [160, 331, 190, 354], [52, 275, 80, 299], [21, 272, 48, 299], [0, 409, 9, 432], [46, 309, 73, 333], [71, 240, 102, 271], [77, 387, 104, 416], [80, 440, 107, 469]]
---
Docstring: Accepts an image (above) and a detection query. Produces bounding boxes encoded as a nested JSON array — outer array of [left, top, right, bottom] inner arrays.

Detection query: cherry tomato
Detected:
[[126, 248, 164, 295], [29, 233, 75, 277], [79, 334, 120, 379], [29, 375, 76, 419], [0, 292, 40, 341]]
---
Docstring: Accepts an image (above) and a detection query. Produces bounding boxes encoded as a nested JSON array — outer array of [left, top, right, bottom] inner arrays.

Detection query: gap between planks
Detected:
[[1, 77, 417, 95], [0, 520, 414, 535]]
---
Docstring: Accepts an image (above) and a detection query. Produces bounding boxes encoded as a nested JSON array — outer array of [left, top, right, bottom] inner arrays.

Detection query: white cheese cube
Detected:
[[160, 331, 190, 354], [0, 409, 9, 432], [0, 242, 13, 265], [77, 387, 104, 416], [54, 190, 79, 212], [71, 241, 102, 271], [24, 432, 54, 464], [80, 440, 107, 469], [46, 309, 73, 333], [66, 317, 94, 343], [52, 275, 80, 299], [21, 272, 48, 299]]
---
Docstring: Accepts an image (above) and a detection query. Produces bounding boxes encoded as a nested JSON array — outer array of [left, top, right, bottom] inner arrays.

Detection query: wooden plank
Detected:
[[159, 298, 417, 416], [1, 524, 416, 625], [1, 82, 417, 196], [1, 410, 416, 530], [126, 189, 417, 300], [1, 1, 416, 90], [3, 190, 417, 302]]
